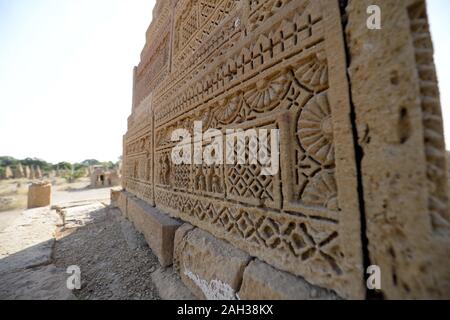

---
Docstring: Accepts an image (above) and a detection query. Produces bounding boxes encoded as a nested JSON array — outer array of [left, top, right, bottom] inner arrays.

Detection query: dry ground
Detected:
[[53, 203, 161, 300], [0, 181, 194, 300]]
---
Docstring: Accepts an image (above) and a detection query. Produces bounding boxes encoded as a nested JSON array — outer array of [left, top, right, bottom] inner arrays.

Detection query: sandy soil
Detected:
[[53, 204, 161, 300], [0, 184, 194, 300]]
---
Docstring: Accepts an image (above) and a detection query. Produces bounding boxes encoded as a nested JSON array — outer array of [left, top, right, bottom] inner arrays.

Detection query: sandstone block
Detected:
[[27, 182, 51, 209], [238, 259, 339, 300], [110, 188, 122, 208], [347, 0, 450, 299], [173, 223, 195, 273], [119, 0, 450, 300], [174, 227, 251, 300], [118, 191, 128, 217], [127, 196, 181, 267], [151, 267, 197, 300]]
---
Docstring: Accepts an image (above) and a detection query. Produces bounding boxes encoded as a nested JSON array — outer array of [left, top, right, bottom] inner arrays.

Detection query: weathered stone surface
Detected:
[[14, 163, 25, 179], [120, 0, 450, 299], [173, 223, 195, 273], [118, 191, 128, 217], [110, 188, 122, 208], [151, 267, 197, 300], [122, 0, 366, 299], [0, 265, 77, 300], [24, 166, 31, 179], [346, 0, 450, 299], [174, 227, 251, 300], [4, 166, 13, 179], [238, 259, 339, 300], [27, 182, 51, 209], [127, 195, 181, 266], [0, 208, 59, 274]]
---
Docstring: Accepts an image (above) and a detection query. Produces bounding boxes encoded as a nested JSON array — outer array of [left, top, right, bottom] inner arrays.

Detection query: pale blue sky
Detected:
[[0, 0, 156, 163], [0, 0, 449, 163]]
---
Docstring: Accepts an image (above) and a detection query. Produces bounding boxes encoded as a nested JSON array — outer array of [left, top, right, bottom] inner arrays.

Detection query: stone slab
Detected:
[[346, 0, 450, 299], [127, 196, 181, 267], [174, 226, 251, 300], [238, 259, 340, 300], [0, 208, 59, 274], [0, 265, 77, 300]]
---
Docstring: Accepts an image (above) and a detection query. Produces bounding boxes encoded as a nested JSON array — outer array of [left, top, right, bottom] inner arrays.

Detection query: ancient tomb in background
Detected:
[[120, 0, 450, 299]]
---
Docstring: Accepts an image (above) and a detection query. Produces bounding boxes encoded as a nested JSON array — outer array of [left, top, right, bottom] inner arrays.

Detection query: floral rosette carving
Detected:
[[301, 170, 338, 212], [297, 92, 334, 166], [214, 94, 243, 125], [295, 51, 328, 92], [244, 73, 290, 113]]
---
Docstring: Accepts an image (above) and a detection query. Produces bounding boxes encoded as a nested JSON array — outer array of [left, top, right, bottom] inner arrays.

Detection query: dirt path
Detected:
[[53, 203, 161, 300], [0, 188, 194, 300], [0, 209, 22, 233]]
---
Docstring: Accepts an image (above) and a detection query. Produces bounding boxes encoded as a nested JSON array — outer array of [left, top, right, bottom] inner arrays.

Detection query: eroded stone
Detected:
[[347, 0, 450, 299], [127, 195, 181, 267], [238, 259, 340, 300], [174, 227, 251, 300]]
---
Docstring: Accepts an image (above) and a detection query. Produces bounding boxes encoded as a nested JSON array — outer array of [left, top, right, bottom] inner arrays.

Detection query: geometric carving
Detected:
[[124, 0, 376, 299], [121, 0, 450, 300]]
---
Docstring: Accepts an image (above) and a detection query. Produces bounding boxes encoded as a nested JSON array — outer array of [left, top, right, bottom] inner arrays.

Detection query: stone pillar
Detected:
[[24, 166, 31, 179], [30, 166, 36, 179], [15, 163, 25, 179], [346, 0, 450, 299], [27, 182, 51, 209], [36, 166, 42, 179], [5, 166, 13, 179]]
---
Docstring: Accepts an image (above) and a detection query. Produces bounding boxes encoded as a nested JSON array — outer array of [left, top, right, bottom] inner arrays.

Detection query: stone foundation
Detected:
[[118, 0, 450, 299], [117, 190, 340, 299], [126, 195, 181, 267], [174, 225, 251, 300], [238, 259, 338, 300], [27, 182, 51, 209]]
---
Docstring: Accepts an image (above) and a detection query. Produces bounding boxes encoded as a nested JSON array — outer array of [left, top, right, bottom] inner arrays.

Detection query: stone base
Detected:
[[118, 191, 128, 218], [238, 260, 339, 300], [113, 191, 345, 300], [27, 182, 51, 209], [125, 194, 181, 267], [173, 224, 341, 300], [174, 225, 251, 300]]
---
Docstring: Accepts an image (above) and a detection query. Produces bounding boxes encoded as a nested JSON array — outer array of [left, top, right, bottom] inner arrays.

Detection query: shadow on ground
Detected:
[[0, 205, 160, 300]]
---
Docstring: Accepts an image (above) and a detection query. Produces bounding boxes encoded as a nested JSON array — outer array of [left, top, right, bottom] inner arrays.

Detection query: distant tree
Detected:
[[0, 156, 19, 167], [63, 169, 86, 183], [101, 161, 115, 170], [73, 163, 86, 171], [54, 162, 72, 171], [20, 158, 52, 172], [81, 159, 100, 167]]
